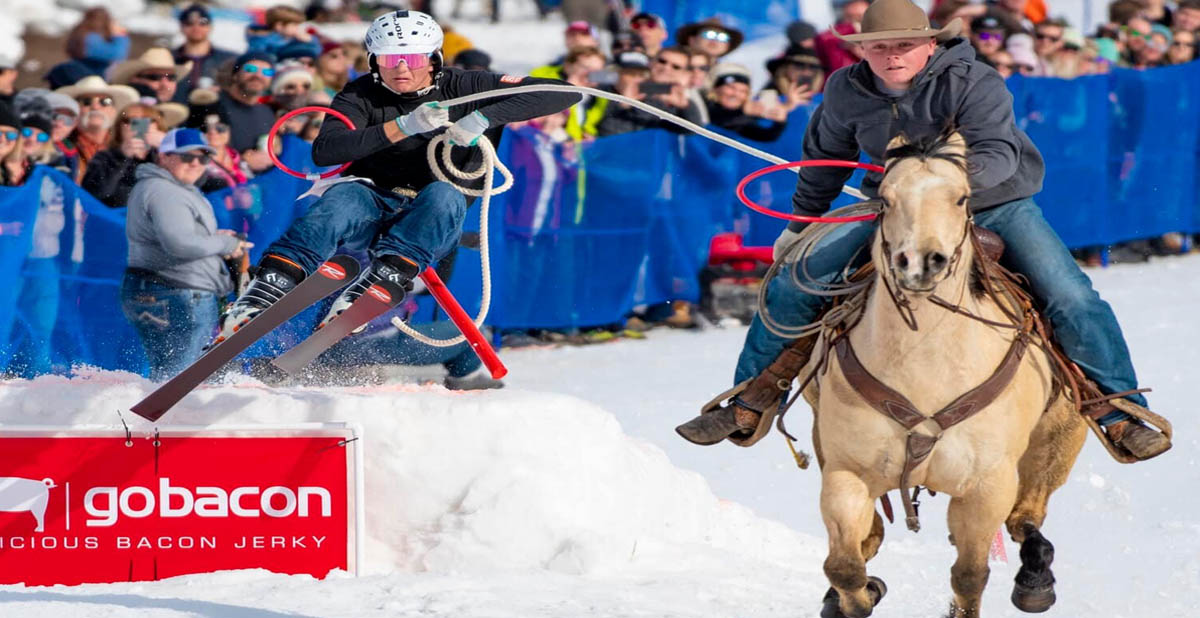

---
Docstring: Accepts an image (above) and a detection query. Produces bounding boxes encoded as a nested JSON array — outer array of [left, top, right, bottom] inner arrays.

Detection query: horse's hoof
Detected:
[[819, 579, 887, 618], [1012, 583, 1056, 613]]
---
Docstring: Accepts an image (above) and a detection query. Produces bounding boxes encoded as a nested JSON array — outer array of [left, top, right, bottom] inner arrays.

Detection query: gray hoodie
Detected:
[[788, 38, 1045, 231], [125, 162, 240, 295]]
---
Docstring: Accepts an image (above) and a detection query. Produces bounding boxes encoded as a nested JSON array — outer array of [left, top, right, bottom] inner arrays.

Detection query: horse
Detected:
[[800, 131, 1088, 618]]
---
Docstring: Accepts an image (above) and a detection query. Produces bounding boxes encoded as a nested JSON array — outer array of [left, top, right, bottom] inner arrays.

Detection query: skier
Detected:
[[215, 10, 581, 341]]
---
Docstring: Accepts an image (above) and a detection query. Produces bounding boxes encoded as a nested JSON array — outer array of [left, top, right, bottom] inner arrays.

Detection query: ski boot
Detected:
[[444, 367, 505, 391], [214, 254, 306, 345], [317, 254, 420, 331]]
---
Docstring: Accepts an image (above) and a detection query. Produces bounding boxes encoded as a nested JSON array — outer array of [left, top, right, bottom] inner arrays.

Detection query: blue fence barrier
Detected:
[[3, 64, 1200, 374]]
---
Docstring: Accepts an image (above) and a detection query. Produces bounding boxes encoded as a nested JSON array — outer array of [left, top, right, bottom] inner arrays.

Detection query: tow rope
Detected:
[[266, 83, 873, 370]]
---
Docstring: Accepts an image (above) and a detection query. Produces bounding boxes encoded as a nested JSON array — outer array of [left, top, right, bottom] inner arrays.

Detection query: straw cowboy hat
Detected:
[[109, 47, 193, 87], [54, 76, 139, 111], [152, 100, 189, 129], [834, 0, 962, 43]]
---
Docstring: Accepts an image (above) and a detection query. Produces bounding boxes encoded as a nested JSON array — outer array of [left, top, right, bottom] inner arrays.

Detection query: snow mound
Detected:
[[0, 372, 821, 577]]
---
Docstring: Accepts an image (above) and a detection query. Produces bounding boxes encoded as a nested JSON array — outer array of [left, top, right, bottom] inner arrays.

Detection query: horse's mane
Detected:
[[883, 130, 968, 174]]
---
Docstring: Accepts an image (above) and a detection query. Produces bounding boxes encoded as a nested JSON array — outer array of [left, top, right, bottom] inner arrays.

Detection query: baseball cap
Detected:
[[630, 12, 665, 29], [711, 63, 751, 87], [971, 16, 1004, 32], [179, 4, 212, 23], [566, 21, 598, 37], [159, 128, 215, 155], [614, 51, 651, 70]]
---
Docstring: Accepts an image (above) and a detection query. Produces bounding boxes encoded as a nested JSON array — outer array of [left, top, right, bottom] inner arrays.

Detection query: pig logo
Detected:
[[0, 477, 57, 532]]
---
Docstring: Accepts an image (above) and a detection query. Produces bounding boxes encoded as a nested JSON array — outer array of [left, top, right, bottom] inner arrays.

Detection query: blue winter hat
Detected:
[[276, 40, 318, 62], [159, 128, 215, 155]]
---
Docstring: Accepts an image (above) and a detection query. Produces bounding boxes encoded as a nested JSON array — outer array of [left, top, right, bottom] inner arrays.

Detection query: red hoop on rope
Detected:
[[267, 106, 353, 179], [736, 160, 886, 223]]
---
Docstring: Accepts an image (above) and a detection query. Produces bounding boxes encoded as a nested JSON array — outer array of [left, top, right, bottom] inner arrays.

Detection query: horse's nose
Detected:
[[924, 251, 949, 277]]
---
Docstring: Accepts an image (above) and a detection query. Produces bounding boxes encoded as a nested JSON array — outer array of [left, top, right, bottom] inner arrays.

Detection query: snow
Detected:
[[1, 252, 1199, 617]]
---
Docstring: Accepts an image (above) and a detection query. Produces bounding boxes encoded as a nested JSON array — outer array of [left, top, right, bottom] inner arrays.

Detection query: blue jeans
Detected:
[[318, 320, 483, 377], [267, 181, 468, 275], [120, 273, 219, 381], [736, 198, 1143, 425]]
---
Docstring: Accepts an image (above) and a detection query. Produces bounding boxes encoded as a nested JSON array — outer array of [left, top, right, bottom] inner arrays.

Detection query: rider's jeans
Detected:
[[266, 180, 467, 274], [734, 198, 1141, 425]]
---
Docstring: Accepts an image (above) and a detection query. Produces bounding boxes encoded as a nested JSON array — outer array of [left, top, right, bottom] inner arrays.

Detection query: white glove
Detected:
[[772, 228, 803, 263], [446, 110, 490, 147], [395, 102, 449, 136]]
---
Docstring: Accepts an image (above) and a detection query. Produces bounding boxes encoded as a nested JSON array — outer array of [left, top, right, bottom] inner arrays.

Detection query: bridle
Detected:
[[875, 190, 973, 331]]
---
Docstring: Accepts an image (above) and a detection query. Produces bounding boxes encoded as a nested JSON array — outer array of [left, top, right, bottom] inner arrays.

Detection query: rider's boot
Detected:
[[317, 254, 420, 331], [1102, 415, 1172, 460], [676, 335, 817, 447], [214, 254, 306, 345]]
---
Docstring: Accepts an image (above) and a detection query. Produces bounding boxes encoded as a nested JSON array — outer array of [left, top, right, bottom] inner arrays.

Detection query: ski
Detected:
[[130, 255, 361, 422], [271, 278, 408, 374]]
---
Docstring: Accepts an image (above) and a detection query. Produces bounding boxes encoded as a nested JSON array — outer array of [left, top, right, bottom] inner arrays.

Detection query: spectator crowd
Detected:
[[1, 0, 1199, 378]]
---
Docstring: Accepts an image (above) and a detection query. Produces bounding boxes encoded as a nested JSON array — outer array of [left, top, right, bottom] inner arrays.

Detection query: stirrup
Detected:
[[676, 380, 780, 447], [1082, 398, 1173, 463]]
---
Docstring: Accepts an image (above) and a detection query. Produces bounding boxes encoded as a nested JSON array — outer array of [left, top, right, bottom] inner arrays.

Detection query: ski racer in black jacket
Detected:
[[216, 10, 581, 340]]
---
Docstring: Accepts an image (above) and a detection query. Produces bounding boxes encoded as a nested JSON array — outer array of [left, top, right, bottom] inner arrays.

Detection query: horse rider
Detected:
[[676, 0, 1172, 460]]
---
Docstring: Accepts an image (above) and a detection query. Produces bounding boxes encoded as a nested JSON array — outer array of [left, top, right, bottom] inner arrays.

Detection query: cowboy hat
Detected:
[[834, 0, 962, 43], [675, 18, 745, 55], [109, 48, 193, 87], [154, 102, 189, 128], [54, 76, 139, 111], [766, 45, 823, 74]]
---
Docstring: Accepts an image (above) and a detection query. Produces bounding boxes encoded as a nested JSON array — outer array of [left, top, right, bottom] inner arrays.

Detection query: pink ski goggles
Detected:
[[377, 53, 433, 69]]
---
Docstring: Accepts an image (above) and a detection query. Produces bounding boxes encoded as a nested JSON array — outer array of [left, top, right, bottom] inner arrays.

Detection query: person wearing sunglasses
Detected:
[[1032, 19, 1067, 69], [216, 10, 581, 343], [629, 12, 668, 57], [216, 51, 279, 158], [969, 15, 1006, 59], [675, 18, 744, 59], [173, 4, 237, 104], [678, 0, 1173, 462], [122, 127, 250, 380], [0, 106, 27, 187], [113, 47, 189, 104], [1120, 16, 1155, 65], [18, 117, 56, 165], [1167, 28, 1197, 64], [53, 75, 138, 182]]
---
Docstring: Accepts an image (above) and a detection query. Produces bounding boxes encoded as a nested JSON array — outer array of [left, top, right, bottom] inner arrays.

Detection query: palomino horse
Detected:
[[801, 132, 1087, 617]]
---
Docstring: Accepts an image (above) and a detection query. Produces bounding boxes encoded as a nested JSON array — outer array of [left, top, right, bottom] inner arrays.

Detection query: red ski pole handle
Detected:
[[419, 267, 508, 380]]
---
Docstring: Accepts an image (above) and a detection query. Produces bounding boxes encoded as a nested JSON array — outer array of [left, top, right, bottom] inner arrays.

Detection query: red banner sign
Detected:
[[0, 427, 360, 585]]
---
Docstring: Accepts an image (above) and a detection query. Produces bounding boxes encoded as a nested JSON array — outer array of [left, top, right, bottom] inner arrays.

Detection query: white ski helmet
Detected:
[[365, 10, 443, 56]]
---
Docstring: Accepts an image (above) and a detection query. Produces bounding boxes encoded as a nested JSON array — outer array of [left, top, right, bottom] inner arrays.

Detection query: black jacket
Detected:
[[595, 83, 704, 137], [81, 148, 156, 208], [789, 38, 1045, 231], [706, 102, 787, 143], [313, 68, 581, 195]]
